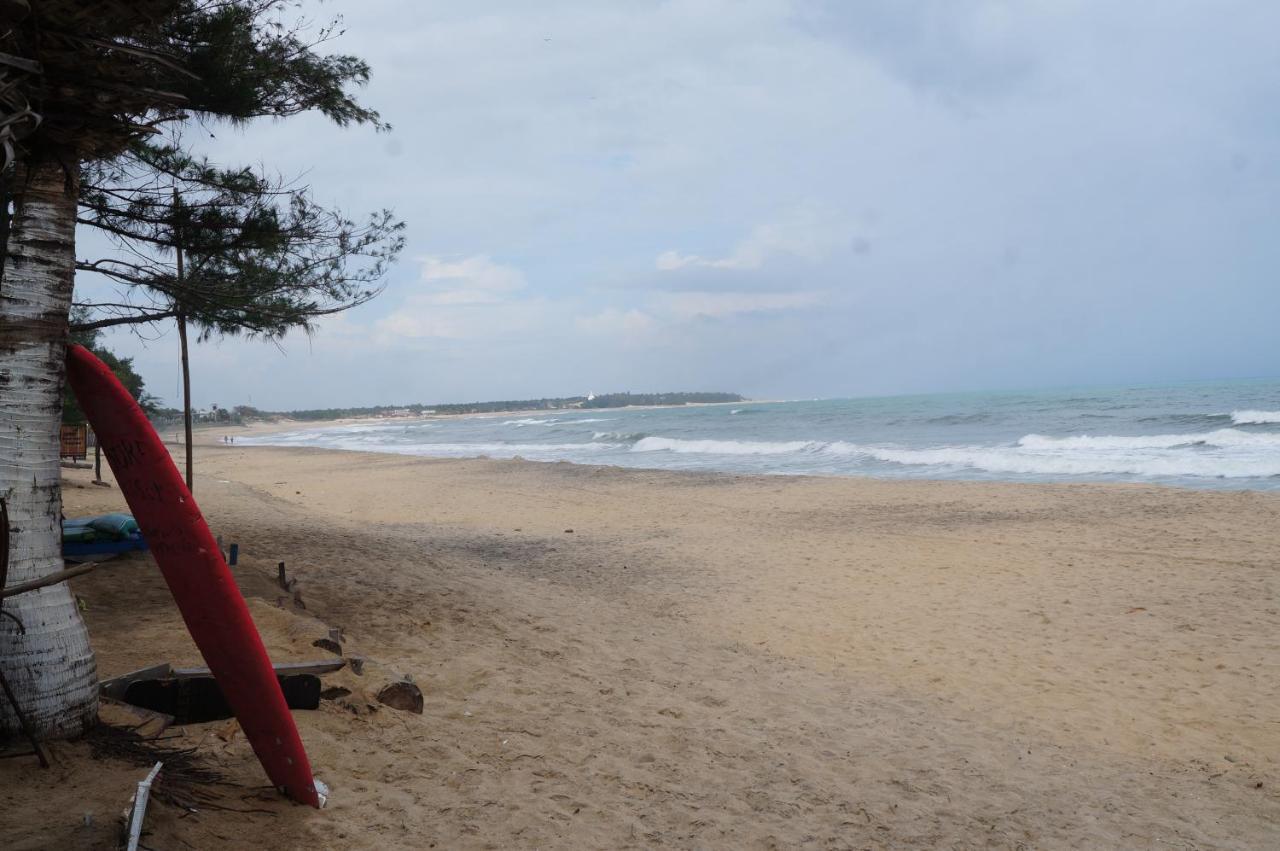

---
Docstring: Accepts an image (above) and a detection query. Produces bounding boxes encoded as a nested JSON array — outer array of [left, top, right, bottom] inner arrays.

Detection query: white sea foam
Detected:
[[240, 409, 1280, 485], [1017, 429, 1280, 450], [501, 416, 613, 426], [862, 429, 1280, 479], [338, 440, 621, 458], [631, 436, 817, 455], [1231, 410, 1280, 425], [626, 431, 1280, 478], [864, 444, 1280, 478]]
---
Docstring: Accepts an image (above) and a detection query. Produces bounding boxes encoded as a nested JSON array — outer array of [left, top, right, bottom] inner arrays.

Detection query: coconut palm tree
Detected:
[[0, 155, 100, 737], [0, 0, 383, 738], [0, 0, 185, 741]]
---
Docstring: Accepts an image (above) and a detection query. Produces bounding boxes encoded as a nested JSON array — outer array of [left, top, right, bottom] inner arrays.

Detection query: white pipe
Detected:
[[126, 761, 163, 851]]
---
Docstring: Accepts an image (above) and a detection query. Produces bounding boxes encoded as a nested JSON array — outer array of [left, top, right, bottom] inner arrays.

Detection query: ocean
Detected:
[[241, 380, 1280, 490]]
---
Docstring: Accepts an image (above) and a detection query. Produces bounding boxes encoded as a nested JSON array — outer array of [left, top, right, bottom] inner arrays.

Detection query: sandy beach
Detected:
[[4, 435, 1279, 849]]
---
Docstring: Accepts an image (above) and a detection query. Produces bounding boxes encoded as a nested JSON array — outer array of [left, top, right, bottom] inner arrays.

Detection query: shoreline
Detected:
[[203, 424, 1280, 495]]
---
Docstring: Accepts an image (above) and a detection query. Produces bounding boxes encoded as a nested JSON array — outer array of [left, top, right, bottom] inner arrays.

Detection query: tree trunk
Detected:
[[177, 312, 193, 492], [0, 156, 98, 738]]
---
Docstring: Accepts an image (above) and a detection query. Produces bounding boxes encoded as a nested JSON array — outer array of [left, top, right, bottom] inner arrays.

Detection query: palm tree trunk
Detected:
[[0, 155, 98, 738]]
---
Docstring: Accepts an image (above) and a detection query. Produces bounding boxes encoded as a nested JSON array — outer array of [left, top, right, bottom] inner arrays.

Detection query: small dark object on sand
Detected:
[[312, 637, 342, 655], [376, 681, 424, 714]]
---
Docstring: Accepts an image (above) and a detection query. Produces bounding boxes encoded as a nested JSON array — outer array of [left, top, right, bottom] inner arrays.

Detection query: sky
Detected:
[[84, 0, 1280, 410]]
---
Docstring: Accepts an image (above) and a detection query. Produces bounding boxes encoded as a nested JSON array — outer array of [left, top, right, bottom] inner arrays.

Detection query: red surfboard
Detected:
[[66, 344, 322, 807]]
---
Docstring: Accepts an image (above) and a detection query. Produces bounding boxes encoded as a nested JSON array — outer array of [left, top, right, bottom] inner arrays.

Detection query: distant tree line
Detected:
[[149, 404, 244, 425], [580, 392, 743, 410], [259, 403, 436, 422], [241, 392, 745, 421]]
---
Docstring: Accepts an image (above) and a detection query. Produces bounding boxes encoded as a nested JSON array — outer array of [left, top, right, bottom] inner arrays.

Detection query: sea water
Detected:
[[240, 380, 1280, 490]]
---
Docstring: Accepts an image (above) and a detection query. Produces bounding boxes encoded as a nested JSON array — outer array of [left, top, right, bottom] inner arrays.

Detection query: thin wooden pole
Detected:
[[174, 184, 193, 493], [177, 312, 193, 493], [0, 666, 49, 767], [0, 563, 96, 600]]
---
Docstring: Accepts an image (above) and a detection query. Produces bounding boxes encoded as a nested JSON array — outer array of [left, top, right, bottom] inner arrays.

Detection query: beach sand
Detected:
[[4, 436, 1279, 848]]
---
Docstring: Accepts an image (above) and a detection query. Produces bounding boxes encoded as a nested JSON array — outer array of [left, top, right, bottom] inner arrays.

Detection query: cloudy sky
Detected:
[[85, 0, 1280, 410]]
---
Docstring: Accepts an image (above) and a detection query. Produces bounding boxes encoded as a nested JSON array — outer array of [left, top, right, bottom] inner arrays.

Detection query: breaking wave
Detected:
[[631, 437, 819, 455], [1017, 429, 1280, 450], [1231, 410, 1280, 425], [863, 446, 1280, 479], [594, 431, 647, 442], [621, 431, 1280, 479], [345, 441, 621, 458], [503, 416, 614, 426]]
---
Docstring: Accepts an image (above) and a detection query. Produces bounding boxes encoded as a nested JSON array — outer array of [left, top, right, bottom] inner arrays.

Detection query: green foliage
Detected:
[[5, 1, 387, 166], [581, 392, 743, 409], [149, 407, 185, 422], [255, 393, 746, 421], [267, 404, 435, 422], [76, 140, 404, 339], [431, 392, 744, 415], [161, 2, 385, 129], [62, 311, 156, 423]]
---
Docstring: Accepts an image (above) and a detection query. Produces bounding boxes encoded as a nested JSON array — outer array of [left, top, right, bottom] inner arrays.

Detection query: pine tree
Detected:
[[74, 140, 403, 486], [0, 0, 386, 738]]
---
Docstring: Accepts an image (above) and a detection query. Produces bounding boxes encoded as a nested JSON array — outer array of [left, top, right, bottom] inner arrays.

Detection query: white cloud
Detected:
[[656, 206, 853, 272], [655, 290, 825, 320], [575, 307, 656, 336], [375, 298, 555, 343], [416, 254, 526, 305], [373, 254, 545, 341]]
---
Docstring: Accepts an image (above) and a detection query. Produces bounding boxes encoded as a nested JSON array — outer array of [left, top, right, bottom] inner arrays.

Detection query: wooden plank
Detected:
[[171, 658, 346, 679], [98, 663, 175, 701], [99, 697, 173, 738]]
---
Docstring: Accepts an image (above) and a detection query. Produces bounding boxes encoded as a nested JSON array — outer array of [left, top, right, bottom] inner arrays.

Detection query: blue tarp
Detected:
[[62, 514, 147, 556], [63, 533, 148, 557]]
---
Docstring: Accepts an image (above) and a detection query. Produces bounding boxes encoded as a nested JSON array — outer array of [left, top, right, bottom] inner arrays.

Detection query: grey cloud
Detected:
[[88, 1, 1280, 409], [793, 0, 1040, 99]]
